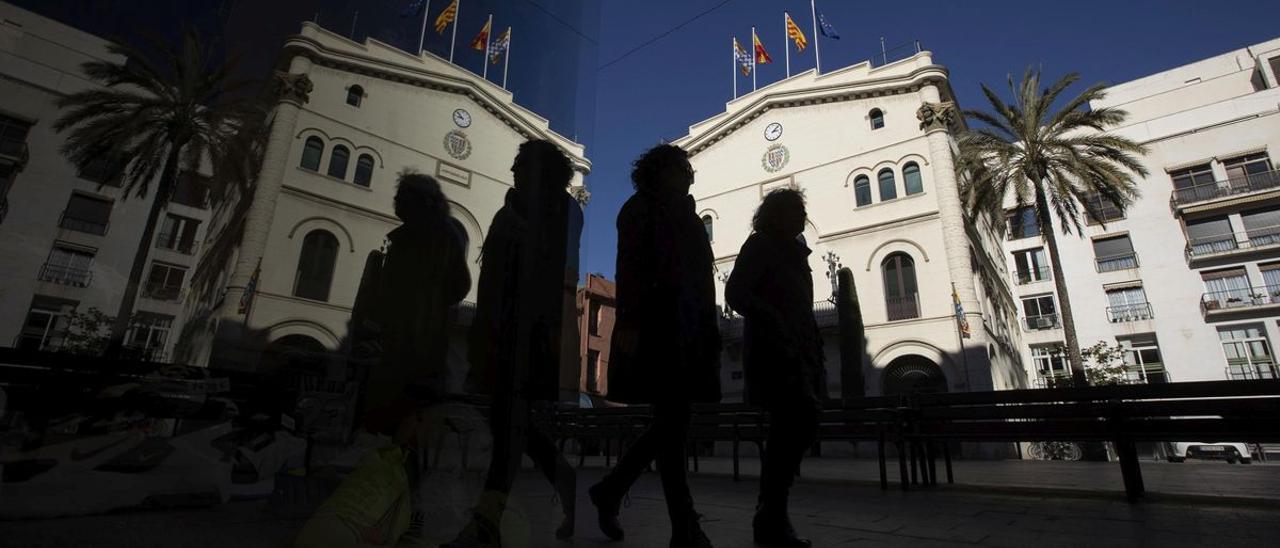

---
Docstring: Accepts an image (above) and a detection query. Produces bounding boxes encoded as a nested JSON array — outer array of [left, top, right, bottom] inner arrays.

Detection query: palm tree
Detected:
[[956, 68, 1148, 385], [54, 28, 264, 358]]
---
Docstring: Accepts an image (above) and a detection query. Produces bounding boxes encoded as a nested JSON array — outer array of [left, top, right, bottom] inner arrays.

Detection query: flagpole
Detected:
[[783, 13, 790, 78], [482, 13, 493, 80], [417, 0, 431, 54], [751, 26, 757, 91], [350, 10, 359, 39], [731, 37, 737, 99], [503, 28, 511, 89], [810, 0, 821, 74], [449, 0, 461, 62]]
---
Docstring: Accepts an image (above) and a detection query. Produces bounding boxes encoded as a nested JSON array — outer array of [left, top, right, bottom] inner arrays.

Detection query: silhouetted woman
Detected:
[[589, 144, 721, 548], [446, 140, 578, 547], [725, 188, 825, 548]]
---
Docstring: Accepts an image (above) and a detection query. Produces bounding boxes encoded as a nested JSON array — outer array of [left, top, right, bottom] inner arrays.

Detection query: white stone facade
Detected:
[[0, 2, 211, 361], [675, 52, 1026, 402], [1003, 38, 1280, 386], [181, 23, 590, 381]]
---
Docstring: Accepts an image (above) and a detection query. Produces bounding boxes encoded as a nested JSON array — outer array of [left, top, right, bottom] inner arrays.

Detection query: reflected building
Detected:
[[576, 273, 616, 406], [0, 3, 212, 362], [180, 22, 591, 392], [674, 48, 1026, 401]]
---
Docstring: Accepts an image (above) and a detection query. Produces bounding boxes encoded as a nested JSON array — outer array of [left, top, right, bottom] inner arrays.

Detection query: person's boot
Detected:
[[587, 478, 625, 540], [752, 500, 810, 548], [670, 508, 713, 548]]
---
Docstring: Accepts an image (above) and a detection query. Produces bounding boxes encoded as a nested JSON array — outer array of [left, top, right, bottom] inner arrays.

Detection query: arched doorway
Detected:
[[882, 354, 947, 396], [260, 334, 328, 375]]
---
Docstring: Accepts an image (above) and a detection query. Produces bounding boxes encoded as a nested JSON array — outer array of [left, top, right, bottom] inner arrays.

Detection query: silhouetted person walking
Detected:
[[353, 173, 471, 526], [725, 188, 825, 548], [447, 140, 578, 547], [589, 144, 721, 548]]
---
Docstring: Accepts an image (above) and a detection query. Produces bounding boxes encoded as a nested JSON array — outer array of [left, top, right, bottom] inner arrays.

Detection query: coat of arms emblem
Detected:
[[444, 130, 472, 160], [762, 144, 789, 173]]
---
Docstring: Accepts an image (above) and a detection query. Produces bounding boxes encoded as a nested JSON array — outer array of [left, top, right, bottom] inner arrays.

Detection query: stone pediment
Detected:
[[280, 23, 590, 174], [674, 52, 951, 156]]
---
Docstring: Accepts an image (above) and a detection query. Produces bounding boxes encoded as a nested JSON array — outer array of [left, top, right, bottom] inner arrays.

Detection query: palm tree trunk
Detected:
[[104, 145, 183, 359], [1034, 183, 1087, 386]]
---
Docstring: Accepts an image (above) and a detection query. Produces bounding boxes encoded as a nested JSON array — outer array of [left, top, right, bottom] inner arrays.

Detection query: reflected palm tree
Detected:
[[54, 27, 266, 357]]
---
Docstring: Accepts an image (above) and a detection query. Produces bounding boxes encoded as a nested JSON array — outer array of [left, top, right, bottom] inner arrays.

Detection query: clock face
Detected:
[[764, 122, 783, 141], [452, 108, 472, 128]]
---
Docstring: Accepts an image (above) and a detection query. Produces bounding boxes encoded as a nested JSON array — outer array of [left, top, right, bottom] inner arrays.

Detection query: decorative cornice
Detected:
[[678, 65, 950, 157], [280, 31, 591, 175]]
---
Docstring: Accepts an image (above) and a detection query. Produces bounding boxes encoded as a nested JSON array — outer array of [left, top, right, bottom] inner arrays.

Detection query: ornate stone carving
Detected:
[[569, 185, 591, 206], [273, 72, 313, 105], [916, 101, 957, 131]]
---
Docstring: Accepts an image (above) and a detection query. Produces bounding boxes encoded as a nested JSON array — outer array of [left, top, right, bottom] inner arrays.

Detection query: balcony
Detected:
[[1023, 313, 1061, 331], [59, 211, 109, 236], [886, 293, 920, 321], [1170, 169, 1280, 211], [1184, 226, 1280, 265], [1014, 266, 1051, 285], [1226, 362, 1279, 380], [1095, 252, 1139, 273], [143, 284, 183, 301], [38, 263, 93, 287], [1107, 302, 1153, 323], [1201, 285, 1280, 317], [0, 137, 29, 168]]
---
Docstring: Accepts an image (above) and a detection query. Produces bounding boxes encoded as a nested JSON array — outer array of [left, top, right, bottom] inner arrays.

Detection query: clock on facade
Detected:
[[764, 122, 783, 141], [452, 108, 472, 128]]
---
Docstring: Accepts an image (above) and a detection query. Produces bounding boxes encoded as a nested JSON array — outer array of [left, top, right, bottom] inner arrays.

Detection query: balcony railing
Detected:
[[1023, 313, 1061, 331], [1226, 362, 1279, 380], [58, 211, 109, 236], [143, 284, 182, 301], [1095, 252, 1139, 273], [1015, 266, 1051, 285], [886, 293, 920, 321], [1171, 169, 1280, 208], [1185, 226, 1280, 262], [1107, 302, 1153, 323], [38, 263, 93, 287], [0, 137, 29, 167], [1201, 285, 1280, 315], [1033, 373, 1073, 389]]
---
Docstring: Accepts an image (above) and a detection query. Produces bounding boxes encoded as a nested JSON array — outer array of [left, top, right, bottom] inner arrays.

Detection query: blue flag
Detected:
[[401, 0, 426, 17], [818, 13, 840, 39]]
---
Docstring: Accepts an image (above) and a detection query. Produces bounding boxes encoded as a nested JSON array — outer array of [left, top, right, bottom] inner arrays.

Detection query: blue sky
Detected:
[[12, 0, 1280, 282]]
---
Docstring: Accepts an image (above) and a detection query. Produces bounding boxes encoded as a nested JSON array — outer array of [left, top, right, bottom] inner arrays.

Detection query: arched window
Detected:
[[854, 175, 872, 207], [448, 217, 470, 261], [300, 136, 324, 171], [346, 85, 363, 107], [870, 108, 885, 130], [882, 252, 919, 320], [878, 168, 897, 201], [294, 230, 339, 301], [353, 154, 374, 187], [701, 215, 714, 241], [904, 162, 923, 195], [327, 145, 350, 179]]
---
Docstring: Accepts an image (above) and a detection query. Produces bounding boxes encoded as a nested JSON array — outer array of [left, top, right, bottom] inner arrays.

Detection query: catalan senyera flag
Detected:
[[469, 18, 491, 50], [785, 12, 807, 53], [752, 31, 772, 64], [434, 0, 458, 34], [952, 283, 971, 338], [489, 27, 510, 64], [733, 38, 752, 75]]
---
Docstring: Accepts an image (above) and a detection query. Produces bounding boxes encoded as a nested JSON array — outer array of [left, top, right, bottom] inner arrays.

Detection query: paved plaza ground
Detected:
[[2, 457, 1279, 547]]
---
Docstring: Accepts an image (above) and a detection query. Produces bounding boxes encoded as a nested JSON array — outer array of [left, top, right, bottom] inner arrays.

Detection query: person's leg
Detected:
[[651, 401, 712, 547], [525, 425, 577, 538], [754, 399, 819, 548], [587, 405, 664, 540], [446, 395, 527, 546]]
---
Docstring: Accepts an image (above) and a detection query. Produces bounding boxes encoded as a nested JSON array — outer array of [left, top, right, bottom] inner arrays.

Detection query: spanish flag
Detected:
[[469, 17, 491, 50], [752, 30, 772, 64], [434, 0, 458, 34], [785, 12, 807, 53]]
